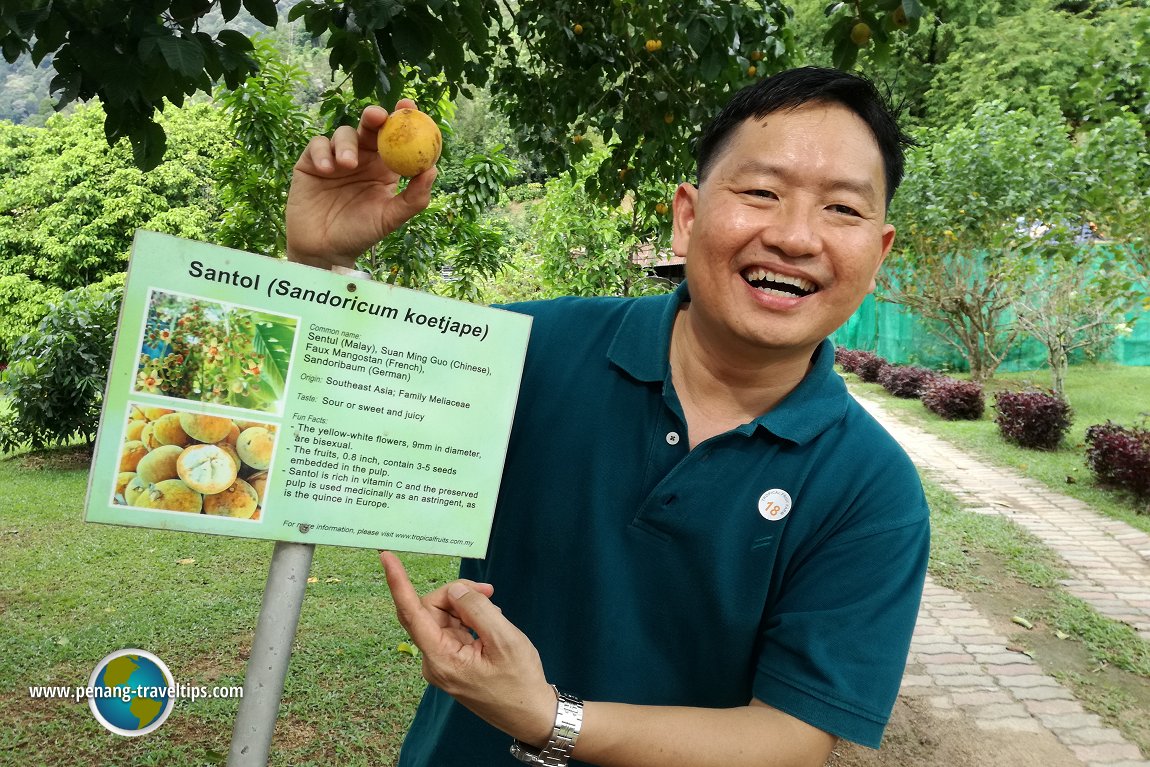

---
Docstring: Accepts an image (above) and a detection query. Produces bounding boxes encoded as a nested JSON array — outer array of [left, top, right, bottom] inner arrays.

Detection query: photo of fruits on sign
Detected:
[[114, 405, 276, 521], [133, 289, 297, 414]]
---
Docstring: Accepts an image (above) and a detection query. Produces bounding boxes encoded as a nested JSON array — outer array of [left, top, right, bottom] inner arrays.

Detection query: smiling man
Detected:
[[287, 66, 929, 767]]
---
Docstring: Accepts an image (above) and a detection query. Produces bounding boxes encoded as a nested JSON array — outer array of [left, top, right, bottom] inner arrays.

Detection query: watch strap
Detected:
[[509, 685, 583, 766]]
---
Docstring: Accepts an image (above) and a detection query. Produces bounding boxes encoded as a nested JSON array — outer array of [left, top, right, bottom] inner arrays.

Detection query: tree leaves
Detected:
[[241, 0, 278, 27]]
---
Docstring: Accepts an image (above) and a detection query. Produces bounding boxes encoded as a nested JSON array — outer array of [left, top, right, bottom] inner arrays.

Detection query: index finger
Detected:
[[381, 550, 445, 644], [356, 99, 419, 146], [379, 552, 494, 636]]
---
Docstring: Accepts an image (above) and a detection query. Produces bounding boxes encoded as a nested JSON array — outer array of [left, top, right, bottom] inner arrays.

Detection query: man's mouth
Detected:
[[741, 267, 817, 298]]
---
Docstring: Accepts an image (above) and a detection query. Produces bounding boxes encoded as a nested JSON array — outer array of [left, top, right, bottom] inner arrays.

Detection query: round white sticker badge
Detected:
[[758, 488, 792, 521]]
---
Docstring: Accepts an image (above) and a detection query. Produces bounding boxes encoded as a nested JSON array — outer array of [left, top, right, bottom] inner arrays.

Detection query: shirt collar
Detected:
[[606, 280, 848, 445]]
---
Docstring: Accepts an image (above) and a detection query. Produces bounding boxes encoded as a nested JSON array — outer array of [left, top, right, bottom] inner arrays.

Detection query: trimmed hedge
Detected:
[[994, 389, 1073, 450], [878, 365, 936, 399], [854, 351, 889, 383], [921, 377, 985, 421], [1085, 422, 1150, 503]]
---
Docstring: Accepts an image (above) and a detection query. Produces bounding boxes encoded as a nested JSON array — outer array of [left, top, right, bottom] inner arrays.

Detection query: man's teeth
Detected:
[[742, 268, 816, 296]]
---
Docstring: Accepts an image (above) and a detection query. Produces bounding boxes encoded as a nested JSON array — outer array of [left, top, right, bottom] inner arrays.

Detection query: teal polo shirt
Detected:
[[398, 283, 929, 766]]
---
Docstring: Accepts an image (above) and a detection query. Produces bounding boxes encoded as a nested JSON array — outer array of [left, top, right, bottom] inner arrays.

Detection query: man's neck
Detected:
[[668, 307, 817, 448]]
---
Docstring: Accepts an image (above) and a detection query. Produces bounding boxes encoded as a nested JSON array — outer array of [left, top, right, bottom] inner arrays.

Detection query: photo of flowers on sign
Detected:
[[133, 290, 297, 414]]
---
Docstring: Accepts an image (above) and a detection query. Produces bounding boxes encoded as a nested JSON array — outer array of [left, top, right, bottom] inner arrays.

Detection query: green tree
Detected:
[[920, 4, 1150, 132], [0, 274, 124, 452], [0, 273, 61, 362], [1075, 108, 1150, 288], [527, 151, 673, 298], [1012, 239, 1141, 396], [213, 36, 315, 258], [0, 101, 228, 290], [883, 98, 1074, 381], [1010, 112, 1149, 396]]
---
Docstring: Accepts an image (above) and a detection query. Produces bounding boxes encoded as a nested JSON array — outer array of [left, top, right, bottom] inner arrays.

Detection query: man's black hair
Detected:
[[695, 67, 913, 208]]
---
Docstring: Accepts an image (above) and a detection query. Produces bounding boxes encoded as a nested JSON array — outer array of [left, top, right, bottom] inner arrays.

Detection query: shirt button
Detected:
[[665, 431, 680, 445]]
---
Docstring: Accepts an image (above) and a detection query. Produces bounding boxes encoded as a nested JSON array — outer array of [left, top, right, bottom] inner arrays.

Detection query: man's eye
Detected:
[[829, 204, 860, 216], [746, 189, 777, 199]]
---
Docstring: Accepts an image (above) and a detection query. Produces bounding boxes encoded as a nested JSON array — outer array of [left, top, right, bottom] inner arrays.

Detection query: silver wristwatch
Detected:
[[509, 685, 584, 766]]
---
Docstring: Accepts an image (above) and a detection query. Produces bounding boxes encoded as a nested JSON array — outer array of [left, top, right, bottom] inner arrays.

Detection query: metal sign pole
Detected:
[[227, 540, 315, 765], [226, 265, 370, 766]]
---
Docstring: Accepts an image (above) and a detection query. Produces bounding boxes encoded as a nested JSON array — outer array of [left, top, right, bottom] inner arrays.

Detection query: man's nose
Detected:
[[765, 204, 820, 257]]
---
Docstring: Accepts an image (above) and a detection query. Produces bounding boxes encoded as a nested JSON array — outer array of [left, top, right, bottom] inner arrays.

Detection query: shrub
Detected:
[[993, 389, 1073, 450], [854, 351, 889, 383], [878, 365, 936, 398], [834, 347, 858, 372], [506, 182, 545, 203], [1085, 422, 1150, 503], [0, 278, 123, 452], [921, 377, 985, 420], [0, 275, 64, 364]]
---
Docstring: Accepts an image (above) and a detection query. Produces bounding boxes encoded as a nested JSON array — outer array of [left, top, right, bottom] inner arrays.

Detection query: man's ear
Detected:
[[867, 223, 896, 293], [671, 183, 698, 260]]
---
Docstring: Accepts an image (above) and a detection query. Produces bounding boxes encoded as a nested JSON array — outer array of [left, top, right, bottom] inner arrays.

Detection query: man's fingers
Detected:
[[445, 582, 517, 649], [331, 124, 362, 166], [381, 166, 437, 229], [299, 135, 336, 173], [380, 551, 443, 643]]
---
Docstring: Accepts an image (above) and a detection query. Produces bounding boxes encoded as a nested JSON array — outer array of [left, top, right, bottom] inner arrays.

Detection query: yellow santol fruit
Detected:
[[203, 478, 259, 519], [152, 412, 191, 446], [123, 475, 150, 507], [212, 441, 243, 473], [114, 471, 137, 499], [140, 422, 163, 451], [136, 444, 184, 485], [177, 444, 239, 494], [120, 440, 149, 472], [178, 412, 234, 444], [125, 419, 147, 442], [223, 421, 241, 446], [237, 427, 275, 471], [140, 479, 203, 513], [247, 470, 269, 506], [377, 108, 442, 177], [141, 406, 174, 421]]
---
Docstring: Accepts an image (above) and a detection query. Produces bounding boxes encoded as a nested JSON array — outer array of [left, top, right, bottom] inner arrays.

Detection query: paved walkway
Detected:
[[854, 393, 1150, 767]]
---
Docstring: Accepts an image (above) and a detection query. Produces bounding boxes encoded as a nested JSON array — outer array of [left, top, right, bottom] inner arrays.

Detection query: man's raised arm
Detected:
[[285, 99, 436, 270]]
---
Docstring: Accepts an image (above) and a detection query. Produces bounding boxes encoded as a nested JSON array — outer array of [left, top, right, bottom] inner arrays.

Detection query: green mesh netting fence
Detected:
[[831, 294, 1150, 373]]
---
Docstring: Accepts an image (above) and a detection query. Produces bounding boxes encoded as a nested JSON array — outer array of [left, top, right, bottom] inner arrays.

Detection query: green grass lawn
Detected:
[[847, 364, 1150, 534], [0, 450, 457, 766]]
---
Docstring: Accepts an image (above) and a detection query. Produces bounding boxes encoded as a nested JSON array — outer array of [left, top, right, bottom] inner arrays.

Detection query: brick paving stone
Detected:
[[950, 690, 1014, 706], [974, 717, 1046, 733], [1067, 743, 1145, 762], [1010, 685, 1076, 701], [1024, 699, 1087, 716], [1061, 727, 1134, 746], [1039, 713, 1107, 730], [985, 662, 1040, 675]]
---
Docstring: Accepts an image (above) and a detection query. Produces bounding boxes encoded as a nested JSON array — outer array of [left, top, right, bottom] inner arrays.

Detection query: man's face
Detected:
[[672, 101, 895, 361]]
